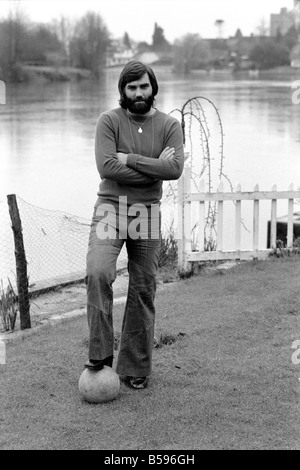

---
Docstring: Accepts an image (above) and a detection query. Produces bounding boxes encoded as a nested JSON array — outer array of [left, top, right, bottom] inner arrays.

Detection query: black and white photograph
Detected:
[[0, 0, 299, 452]]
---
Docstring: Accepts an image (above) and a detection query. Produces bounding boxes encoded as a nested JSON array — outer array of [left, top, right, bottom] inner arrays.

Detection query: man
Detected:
[[85, 61, 184, 389]]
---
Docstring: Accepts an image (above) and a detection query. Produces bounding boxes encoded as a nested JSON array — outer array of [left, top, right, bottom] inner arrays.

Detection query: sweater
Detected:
[[95, 107, 184, 207]]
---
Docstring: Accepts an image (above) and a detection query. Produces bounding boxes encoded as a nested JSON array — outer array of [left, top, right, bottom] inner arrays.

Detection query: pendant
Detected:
[[138, 127, 143, 134]]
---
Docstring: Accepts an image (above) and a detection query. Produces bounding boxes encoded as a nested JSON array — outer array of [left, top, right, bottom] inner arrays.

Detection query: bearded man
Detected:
[[85, 61, 184, 390]]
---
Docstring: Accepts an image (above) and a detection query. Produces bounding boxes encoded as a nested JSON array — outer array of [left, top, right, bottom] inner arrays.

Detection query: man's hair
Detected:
[[118, 61, 159, 105]]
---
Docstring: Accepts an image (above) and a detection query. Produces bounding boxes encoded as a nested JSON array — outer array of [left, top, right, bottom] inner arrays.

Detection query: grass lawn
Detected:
[[0, 257, 299, 450]]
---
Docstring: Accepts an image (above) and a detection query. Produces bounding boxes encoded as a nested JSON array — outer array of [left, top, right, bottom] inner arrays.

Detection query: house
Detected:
[[106, 39, 135, 67], [132, 51, 160, 65], [226, 32, 269, 70], [270, 7, 295, 36], [290, 43, 300, 67]]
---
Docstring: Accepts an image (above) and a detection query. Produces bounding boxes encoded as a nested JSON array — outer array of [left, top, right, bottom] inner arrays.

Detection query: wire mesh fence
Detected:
[[0, 195, 93, 332], [0, 190, 179, 333], [0, 199, 15, 287], [0, 193, 178, 287], [1, 196, 90, 290]]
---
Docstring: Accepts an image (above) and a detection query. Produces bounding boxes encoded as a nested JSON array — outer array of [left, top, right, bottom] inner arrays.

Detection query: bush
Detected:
[[269, 237, 300, 258], [158, 232, 178, 268], [0, 279, 18, 331], [0, 62, 31, 83], [249, 40, 290, 70]]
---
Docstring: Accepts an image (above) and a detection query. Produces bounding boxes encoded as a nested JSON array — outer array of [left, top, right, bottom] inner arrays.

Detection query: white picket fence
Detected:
[[177, 167, 300, 272]]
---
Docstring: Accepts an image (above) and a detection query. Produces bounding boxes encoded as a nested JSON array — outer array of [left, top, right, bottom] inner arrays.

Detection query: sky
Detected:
[[0, 0, 297, 42]]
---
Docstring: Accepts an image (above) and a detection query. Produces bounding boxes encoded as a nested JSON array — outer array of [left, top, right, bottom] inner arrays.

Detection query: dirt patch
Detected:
[[1, 272, 130, 333]]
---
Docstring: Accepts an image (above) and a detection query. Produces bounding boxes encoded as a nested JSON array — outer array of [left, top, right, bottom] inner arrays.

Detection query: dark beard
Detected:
[[120, 94, 154, 114]]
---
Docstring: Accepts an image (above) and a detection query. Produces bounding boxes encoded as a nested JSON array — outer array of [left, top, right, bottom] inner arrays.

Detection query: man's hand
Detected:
[[117, 152, 128, 165], [159, 146, 175, 161]]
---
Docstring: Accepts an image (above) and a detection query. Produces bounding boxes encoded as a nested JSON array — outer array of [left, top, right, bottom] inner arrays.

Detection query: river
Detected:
[[0, 67, 299, 283]]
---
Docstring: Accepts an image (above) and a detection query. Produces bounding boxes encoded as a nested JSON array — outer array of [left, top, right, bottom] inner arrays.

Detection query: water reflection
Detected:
[[0, 71, 300, 284], [0, 71, 299, 218]]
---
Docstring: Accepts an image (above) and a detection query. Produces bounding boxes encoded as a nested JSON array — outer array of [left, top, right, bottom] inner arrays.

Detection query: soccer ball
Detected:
[[78, 366, 120, 403]]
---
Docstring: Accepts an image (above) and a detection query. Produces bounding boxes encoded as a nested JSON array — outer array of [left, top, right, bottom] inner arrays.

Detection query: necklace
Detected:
[[127, 111, 155, 159], [127, 111, 152, 133]]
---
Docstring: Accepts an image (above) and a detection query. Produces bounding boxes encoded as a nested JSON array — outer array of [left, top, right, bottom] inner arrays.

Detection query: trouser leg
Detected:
[[86, 226, 123, 361], [116, 235, 161, 377]]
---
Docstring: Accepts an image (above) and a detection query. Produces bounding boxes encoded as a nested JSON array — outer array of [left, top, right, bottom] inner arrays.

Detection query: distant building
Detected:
[[132, 51, 160, 65], [290, 43, 300, 67], [227, 32, 259, 57], [106, 39, 135, 67], [270, 7, 295, 36], [293, 0, 300, 29], [226, 32, 269, 70]]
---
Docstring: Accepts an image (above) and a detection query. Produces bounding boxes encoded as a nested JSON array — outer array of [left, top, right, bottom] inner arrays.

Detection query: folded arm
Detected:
[[95, 114, 155, 185], [123, 120, 184, 181]]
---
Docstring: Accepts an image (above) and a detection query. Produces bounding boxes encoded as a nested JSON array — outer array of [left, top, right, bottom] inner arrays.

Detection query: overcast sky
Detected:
[[0, 0, 296, 42]]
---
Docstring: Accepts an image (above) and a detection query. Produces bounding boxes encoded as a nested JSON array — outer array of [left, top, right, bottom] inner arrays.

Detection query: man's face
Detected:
[[123, 73, 154, 114]]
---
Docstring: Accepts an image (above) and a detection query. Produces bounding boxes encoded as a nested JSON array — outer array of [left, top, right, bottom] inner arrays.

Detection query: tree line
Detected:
[[0, 8, 299, 83], [0, 10, 111, 81], [0, 10, 174, 82], [172, 27, 299, 73]]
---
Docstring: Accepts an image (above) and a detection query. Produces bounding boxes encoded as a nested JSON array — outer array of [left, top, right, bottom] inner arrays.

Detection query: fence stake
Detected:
[[270, 184, 277, 249], [198, 179, 205, 252], [177, 167, 192, 274], [7, 194, 31, 330], [216, 181, 224, 251], [287, 183, 294, 248], [253, 184, 259, 258], [235, 183, 241, 253]]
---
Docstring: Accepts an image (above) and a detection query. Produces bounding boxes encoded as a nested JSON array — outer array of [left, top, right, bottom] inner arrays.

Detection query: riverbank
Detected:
[[3, 63, 299, 84], [20, 65, 92, 82], [190, 65, 300, 80]]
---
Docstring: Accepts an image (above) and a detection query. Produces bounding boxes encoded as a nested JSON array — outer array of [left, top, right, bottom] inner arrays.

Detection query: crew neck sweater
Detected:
[[94, 107, 184, 207]]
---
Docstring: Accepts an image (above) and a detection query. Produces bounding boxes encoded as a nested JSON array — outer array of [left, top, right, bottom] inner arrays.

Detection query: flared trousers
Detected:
[[86, 200, 161, 377]]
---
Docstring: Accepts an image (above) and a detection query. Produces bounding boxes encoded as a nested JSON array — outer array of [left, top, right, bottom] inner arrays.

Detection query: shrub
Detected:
[[0, 279, 18, 331]]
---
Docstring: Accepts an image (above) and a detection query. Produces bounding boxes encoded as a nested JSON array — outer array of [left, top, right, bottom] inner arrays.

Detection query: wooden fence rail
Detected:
[[178, 167, 300, 272]]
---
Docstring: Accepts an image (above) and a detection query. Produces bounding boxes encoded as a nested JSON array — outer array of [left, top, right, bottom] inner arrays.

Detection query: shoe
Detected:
[[84, 355, 113, 371], [125, 376, 148, 389]]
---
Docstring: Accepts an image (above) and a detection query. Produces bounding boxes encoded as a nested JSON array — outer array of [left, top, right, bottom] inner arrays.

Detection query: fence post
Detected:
[[253, 184, 259, 259], [235, 183, 242, 254], [198, 179, 206, 252], [287, 183, 294, 248], [7, 194, 31, 330], [216, 181, 224, 252], [270, 184, 277, 249], [177, 167, 192, 274]]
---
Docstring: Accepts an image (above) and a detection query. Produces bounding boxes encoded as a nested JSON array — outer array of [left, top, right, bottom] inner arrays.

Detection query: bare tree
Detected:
[[173, 34, 211, 73], [52, 16, 75, 66], [0, 4, 29, 80], [256, 18, 269, 37], [70, 12, 110, 76]]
